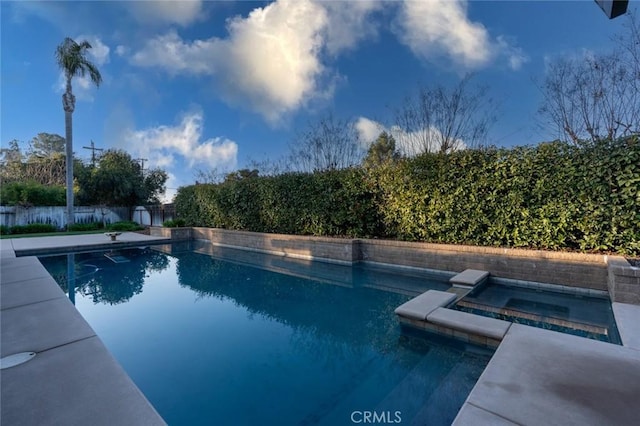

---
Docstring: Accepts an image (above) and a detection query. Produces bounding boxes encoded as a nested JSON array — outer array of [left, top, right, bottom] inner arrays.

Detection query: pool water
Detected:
[[454, 281, 621, 344], [39, 243, 491, 426]]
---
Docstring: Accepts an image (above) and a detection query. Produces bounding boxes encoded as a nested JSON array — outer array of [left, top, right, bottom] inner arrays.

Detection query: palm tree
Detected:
[[55, 37, 102, 227]]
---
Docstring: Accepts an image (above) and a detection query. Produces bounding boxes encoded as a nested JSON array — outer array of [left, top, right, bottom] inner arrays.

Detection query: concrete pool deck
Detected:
[[1, 233, 169, 425], [5, 231, 170, 256], [2, 233, 640, 425], [453, 324, 640, 425]]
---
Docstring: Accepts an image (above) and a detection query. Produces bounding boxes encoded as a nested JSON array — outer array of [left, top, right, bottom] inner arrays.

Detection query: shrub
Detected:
[[10, 223, 57, 234], [107, 221, 144, 232], [0, 181, 65, 206], [174, 168, 379, 238], [163, 219, 186, 228], [0, 225, 9, 235], [175, 137, 640, 255]]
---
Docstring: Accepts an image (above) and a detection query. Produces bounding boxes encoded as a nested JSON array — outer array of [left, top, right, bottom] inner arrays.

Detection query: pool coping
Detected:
[[452, 323, 640, 425]]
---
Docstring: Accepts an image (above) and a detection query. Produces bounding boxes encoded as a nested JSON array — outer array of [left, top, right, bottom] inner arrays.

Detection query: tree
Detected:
[[56, 37, 102, 226], [539, 13, 640, 144], [394, 74, 496, 154], [224, 169, 259, 182], [23, 133, 67, 186], [363, 131, 400, 167], [76, 149, 167, 207], [0, 140, 25, 183], [143, 168, 170, 204], [0, 137, 69, 186], [27, 133, 66, 160], [289, 113, 364, 172]]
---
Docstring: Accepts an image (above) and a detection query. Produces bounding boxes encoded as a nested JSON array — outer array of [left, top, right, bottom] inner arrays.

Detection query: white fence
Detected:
[[132, 204, 175, 227], [0, 206, 129, 229]]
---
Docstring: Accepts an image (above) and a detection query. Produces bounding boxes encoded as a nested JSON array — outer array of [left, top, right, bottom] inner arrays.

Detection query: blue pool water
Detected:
[[39, 242, 491, 425]]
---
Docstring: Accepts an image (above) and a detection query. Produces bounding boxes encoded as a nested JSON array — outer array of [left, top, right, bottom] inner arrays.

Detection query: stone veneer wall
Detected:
[[608, 257, 640, 304], [149, 226, 192, 241], [358, 239, 609, 291], [191, 227, 358, 263], [185, 228, 610, 291]]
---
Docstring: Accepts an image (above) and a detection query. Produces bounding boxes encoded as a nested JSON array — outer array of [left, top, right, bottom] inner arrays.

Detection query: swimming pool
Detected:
[[38, 242, 491, 425]]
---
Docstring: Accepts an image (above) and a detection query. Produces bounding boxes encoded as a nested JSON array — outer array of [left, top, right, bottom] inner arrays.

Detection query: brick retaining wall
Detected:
[[192, 228, 358, 263], [608, 257, 640, 303], [359, 239, 608, 291], [149, 227, 192, 240], [182, 228, 610, 291]]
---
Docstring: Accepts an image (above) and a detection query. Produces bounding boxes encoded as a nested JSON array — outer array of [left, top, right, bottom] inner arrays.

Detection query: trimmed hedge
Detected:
[[175, 138, 640, 254], [107, 221, 144, 232], [163, 219, 186, 227], [8, 223, 58, 234], [176, 169, 380, 238]]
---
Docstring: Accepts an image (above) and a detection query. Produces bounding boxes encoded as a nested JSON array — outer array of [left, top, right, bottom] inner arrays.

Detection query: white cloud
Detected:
[[389, 124, 466, 156], [321, 0, 383, 55], [355, 116, 385, 148], [127, 0, 204, 27], [218, 0, 329, 123], [131, 0, 382, 124], [115, 45, 129, 57], [130, 30, 217, 75], [162, 172, 180, 204], [75, 34, 110, 66], [123, 111, 238, 171], [356, 117, 466, 156], [395, 0, 526, 71], [496, 35, 529, 70]]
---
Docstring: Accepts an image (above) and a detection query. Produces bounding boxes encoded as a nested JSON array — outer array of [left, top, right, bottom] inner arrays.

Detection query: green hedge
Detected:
[[8, 223, 58, 234], [107, 221, 144, 232], [175, 138, 640, 254], [163, 219, 186, 227], [0, 181, 66, 206], [176, 169, 380, 238]]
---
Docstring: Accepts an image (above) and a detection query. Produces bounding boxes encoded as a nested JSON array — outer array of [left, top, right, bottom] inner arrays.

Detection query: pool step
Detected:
[[395, 291, 510, 349], [446, 286, 473, 303], [450, 269, 489, 288], [394, 291, 457, 320], [456, 300, 608, 336], [104, 253, 130, 263], [427, 307, 511, 341]]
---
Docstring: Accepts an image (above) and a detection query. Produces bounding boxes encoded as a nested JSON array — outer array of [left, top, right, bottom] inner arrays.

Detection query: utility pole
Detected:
[[82, 140, 103, 167], [135, 158, 148, 174]]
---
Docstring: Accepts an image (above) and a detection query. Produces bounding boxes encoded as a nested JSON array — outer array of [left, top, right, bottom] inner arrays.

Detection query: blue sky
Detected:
[[0, 1, 631, 201]]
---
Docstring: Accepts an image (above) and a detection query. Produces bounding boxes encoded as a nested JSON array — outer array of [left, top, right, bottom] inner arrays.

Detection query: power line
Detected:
[[135, 158, 148, 172], [82, 140, 103, 167]]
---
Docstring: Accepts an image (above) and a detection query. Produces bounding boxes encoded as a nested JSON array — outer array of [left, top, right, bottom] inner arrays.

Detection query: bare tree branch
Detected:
[[289, 113, 364, 172], [393, 74, 496, 154], [538, 13, 640, 144]]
